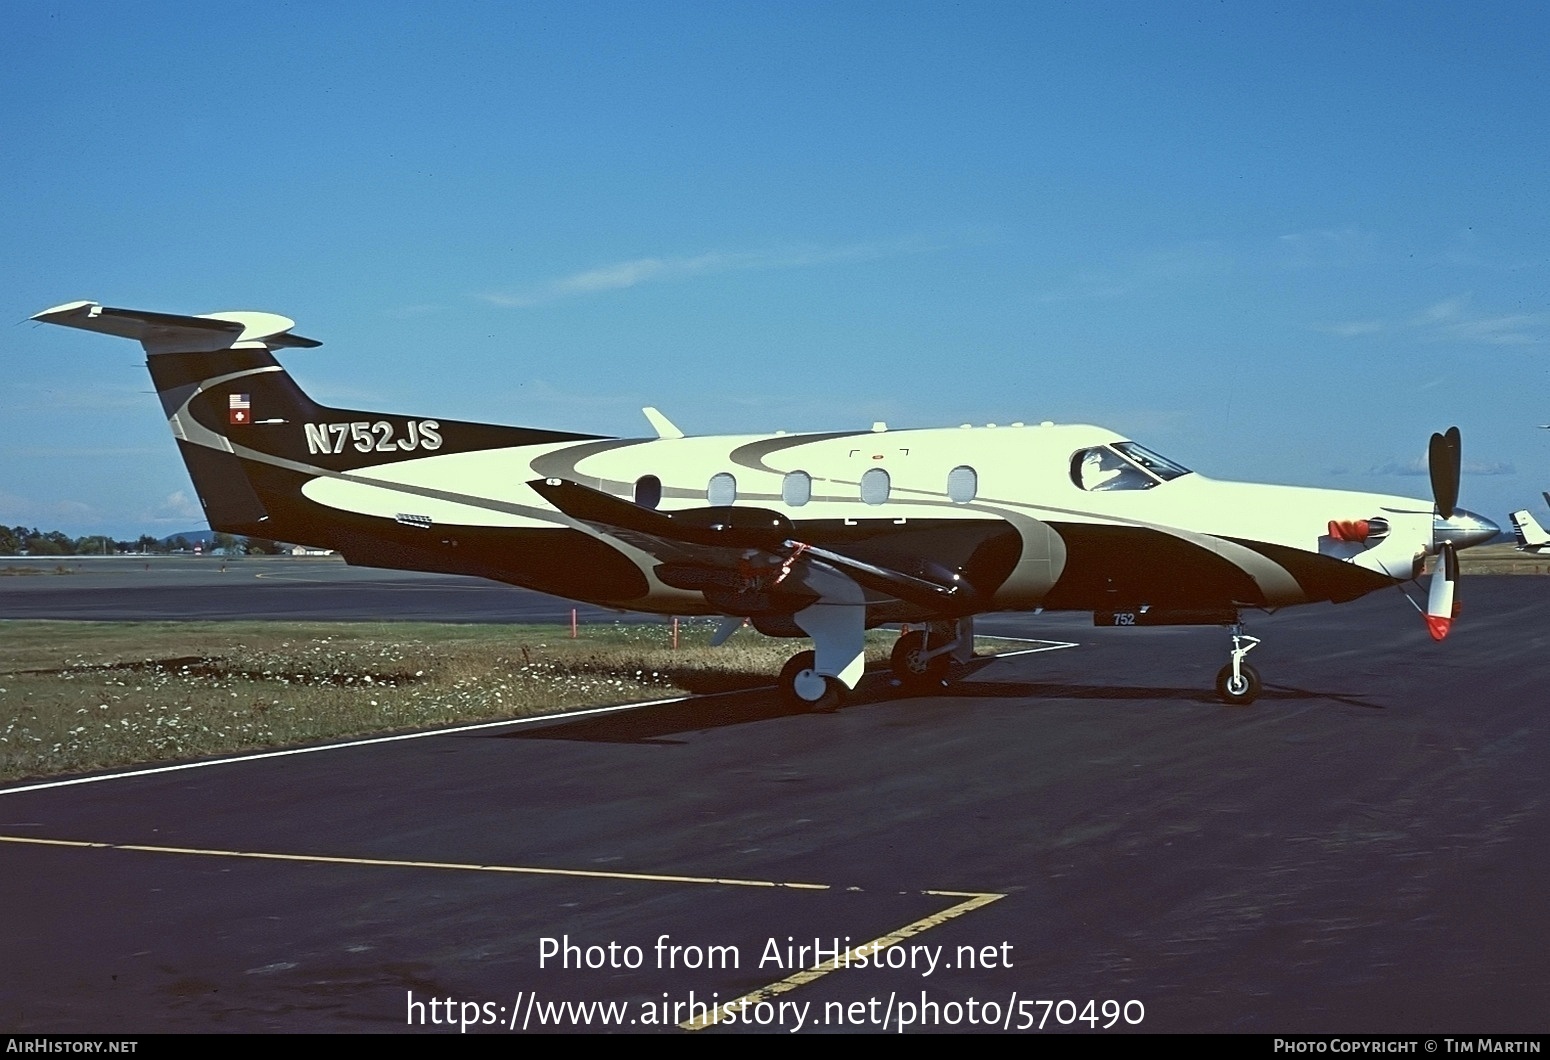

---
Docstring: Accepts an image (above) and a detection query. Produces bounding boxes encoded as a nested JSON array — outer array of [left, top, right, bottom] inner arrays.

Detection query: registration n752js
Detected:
[[304, 420, 443, 455]]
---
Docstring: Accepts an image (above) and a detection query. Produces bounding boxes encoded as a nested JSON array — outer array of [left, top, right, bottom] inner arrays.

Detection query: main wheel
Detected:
[[1215, 662, 1262, 706], [779, 650, 844, 712], [890, 630, 950, 693]]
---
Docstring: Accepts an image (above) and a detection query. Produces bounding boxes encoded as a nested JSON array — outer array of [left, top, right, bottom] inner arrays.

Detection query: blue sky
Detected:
[[4, 1, 1547, 538]]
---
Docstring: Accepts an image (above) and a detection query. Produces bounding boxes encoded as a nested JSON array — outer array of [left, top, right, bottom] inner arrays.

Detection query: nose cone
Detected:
[[1434, 507, 1501, 551]]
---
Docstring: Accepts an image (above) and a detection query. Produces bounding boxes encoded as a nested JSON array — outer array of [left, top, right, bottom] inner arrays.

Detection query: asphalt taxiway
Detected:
[[1, 560, 1547, 1033], [0, 555, 621, 623]]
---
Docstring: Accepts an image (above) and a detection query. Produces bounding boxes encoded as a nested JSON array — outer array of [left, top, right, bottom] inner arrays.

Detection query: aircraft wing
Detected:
[[528, 478, 984, 615]]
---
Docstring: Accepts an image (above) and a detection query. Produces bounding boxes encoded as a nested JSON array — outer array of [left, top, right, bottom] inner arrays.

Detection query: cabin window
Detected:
[[860, 467, 890, 505], [707, 472, 737, 506], [947, 465, 978, 503], [634, 475, 661, 510], [782, 470, 812, 507]]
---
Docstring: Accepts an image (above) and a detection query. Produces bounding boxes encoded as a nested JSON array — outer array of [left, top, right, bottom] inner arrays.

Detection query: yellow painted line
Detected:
[[2, 833, 1007, 1027], [679, 889, 1007, 1031], [0, 834, 828, 891]]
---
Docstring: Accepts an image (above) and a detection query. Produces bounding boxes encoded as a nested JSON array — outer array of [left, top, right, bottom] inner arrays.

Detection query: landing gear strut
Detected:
[[778, 650, 844, 712], [890, 617, 974, 694], [1214, 621, 1261, 706], [778, 596, 866, 712]]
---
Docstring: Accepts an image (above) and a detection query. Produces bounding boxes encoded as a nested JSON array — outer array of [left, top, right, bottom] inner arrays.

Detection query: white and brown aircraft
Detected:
[[34, 300, 1500, 707], [1508, 494, 1550, 555]]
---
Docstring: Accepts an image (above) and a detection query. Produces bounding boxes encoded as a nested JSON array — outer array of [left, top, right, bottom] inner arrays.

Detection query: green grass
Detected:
[[0, 619, 901, 783]]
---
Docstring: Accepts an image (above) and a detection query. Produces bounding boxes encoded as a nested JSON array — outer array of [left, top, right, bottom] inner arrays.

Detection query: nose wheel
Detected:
[[1215, 624, 1262, 705]]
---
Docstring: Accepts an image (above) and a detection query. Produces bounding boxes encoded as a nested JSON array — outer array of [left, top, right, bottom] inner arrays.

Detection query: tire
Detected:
[[890, 631, 950, 693], [779, 650, 844, 712], [1215, 662, 1262, 706]]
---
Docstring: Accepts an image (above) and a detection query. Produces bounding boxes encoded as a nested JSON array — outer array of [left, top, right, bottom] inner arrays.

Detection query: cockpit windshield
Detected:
[[1071, 442, 1192, 492], [1111, 441, 1191, 482]]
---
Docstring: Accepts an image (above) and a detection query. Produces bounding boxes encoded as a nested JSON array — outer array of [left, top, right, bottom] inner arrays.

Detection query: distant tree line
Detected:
[[1, 526, 288, 556]]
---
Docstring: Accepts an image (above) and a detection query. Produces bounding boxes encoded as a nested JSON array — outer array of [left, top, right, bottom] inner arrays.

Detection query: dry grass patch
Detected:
[[1455, 543, 1550, 576], [0, 619, 897, 783]]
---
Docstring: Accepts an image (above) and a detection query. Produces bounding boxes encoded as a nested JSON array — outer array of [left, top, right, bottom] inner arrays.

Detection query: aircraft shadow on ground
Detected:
[[948, 679, 1382, 711], [498, 673, 1381, 744]]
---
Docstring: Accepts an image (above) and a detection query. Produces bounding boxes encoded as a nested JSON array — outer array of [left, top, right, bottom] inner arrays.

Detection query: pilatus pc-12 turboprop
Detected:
[[35, 300, 1500, 707]]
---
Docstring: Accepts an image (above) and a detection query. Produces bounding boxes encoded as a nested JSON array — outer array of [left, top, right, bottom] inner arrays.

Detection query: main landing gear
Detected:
[[890, 617, 975, 694], [777, 597, 866, 713], [1214, 622, 1261, 706], [775, 606, 976, 711], [778, 650, 844, 712]]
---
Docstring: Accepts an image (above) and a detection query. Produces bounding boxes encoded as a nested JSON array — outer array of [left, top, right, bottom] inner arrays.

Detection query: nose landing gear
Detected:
[[1215, 622, 1261, 705]]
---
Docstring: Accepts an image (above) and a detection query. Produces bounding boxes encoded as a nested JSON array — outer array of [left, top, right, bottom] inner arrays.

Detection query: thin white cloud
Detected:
[[10, 382, 149, 412], [7, 446, 164, 458], [1414, 296, 1469, 325], [1318, 320, 1386, 338], [1319, 294, 1548, 348], [1033, 241, 1233, 303], [1277, 227, 1378, 269], [1369, 455, 1515, 477], [481, 238, 941, 308], [143, 490, 203, 524], [0, 490, 99, 525], [1440, 312, 1547, 347]]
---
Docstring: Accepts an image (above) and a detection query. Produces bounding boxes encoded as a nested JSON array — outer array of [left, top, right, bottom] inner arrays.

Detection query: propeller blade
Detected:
[[1425, 541, 1459, 641], [1428, 426, 1461, 520]]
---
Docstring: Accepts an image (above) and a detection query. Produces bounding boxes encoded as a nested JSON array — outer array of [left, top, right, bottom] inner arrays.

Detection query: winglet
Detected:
[[642, 407, 684, 439]]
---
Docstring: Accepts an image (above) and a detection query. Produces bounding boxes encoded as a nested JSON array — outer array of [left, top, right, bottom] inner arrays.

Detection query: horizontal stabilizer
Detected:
[[33, 300, 322, 354]]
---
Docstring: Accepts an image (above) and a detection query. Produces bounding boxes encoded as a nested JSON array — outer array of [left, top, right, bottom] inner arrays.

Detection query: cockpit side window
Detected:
[[1070, 445, 1177, 492]]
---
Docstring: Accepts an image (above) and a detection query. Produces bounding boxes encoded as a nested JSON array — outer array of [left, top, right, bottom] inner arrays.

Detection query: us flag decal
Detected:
[[229, 393, 251, 425]]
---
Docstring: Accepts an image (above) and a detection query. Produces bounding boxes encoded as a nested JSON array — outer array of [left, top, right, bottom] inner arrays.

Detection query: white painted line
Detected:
[[976, 637, 1080, 658], [1, 637, 1080, 799], [974, 634, 1072, 643], [0, 694, 693, 798]]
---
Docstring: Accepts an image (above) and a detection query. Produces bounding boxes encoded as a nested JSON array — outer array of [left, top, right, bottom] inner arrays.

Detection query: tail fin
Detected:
[[34, 301, 327, 532], [33, 300, 595, 543], [1509, 509, 1550, 551]]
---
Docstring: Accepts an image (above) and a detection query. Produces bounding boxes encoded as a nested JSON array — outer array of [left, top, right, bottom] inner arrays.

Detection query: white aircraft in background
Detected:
[[1508, 494, 1550, 555], [33, 300, 1500, 707]]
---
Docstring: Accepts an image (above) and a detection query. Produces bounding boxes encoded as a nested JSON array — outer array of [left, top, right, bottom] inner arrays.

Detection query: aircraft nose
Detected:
[[1433, 507, 1500, 551]]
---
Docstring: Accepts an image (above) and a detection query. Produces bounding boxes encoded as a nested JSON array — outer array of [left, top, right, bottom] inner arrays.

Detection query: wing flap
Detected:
[[531, 476, 984, 615]]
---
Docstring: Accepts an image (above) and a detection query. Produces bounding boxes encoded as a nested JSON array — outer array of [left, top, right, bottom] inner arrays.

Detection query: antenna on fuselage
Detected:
[[642, 407, 684, 439]]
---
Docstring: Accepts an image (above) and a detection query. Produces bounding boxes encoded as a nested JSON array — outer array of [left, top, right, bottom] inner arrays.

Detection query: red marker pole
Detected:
[[672, 617, 679, 650], [571, 608, 577, 639]]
